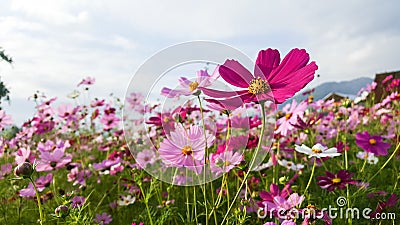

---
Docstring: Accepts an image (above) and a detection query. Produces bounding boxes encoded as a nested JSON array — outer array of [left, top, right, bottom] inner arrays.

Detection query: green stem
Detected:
[[353, 143, 400, 197], [359, 158, 367, 173], [138, 182, 154, 225], [197, 95, 209, 225], [221, 102, 267, 225], [304, 159, 316, 201], [30, 177, 44, 225]]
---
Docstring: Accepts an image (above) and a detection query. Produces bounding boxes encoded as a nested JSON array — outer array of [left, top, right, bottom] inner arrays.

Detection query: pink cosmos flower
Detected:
[[0, 163, 12, 180], [158, 124, 214, 172], [94, 212, 112, 225], [161, 69, 218, 97], [19, 173, 53, 197], [93, 213, 112, 225], [136, 149, 156, 169], [0, 110, 12, 129], [210, 151, 243, 176], [67, 166, 92, 187], [36, 148, 72, 171], [93, 157, 121, 171], [100, 113, 120, 131], [260, 192, 305, 220], [77, 76, 95, 86], [127, 92, 144, 112], [90, 98, 105, 107], [275, 99, 308, 136], [70, 196, 86, 208], [201, 48, 317, 109], [355, 131, 390, 156], [15, 146, 35, 165]]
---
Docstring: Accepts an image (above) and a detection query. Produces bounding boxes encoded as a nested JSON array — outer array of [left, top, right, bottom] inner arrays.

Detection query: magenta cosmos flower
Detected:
[[317, 170, 357, 192], [158, 124, 214, 172], [200, 48, 318, 109], [355, 131, 390, 156]]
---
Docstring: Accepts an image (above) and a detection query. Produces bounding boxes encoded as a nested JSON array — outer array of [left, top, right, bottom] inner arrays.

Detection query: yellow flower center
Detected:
[[181, 145, 193, 156], [224, 161, 231, 167], [369, 139, 376, 145], [163, 117, 170, 123], [332, 178, 341, 184], [285, 113, 292, 120], [189, 81, 199, 92], [248, 77, 269, 95], [305, 204, 317, 214], [312, 148, 323, 154]]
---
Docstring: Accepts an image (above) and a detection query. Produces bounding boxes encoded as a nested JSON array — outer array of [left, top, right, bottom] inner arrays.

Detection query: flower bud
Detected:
[[54, 205, 69, 218], [14, 162, 33, 178]]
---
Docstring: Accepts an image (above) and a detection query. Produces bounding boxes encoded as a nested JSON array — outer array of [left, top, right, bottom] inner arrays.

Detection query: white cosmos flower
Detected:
[[295, 143, 341, 158], [117, 195, 136, 206], [253, 160, 274, 171], [278, 159, 304, 171], [356, 151, 378, 164]]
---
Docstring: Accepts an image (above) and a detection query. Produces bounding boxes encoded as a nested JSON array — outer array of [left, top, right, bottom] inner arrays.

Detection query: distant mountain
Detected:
[[284, 77, 374, 106]]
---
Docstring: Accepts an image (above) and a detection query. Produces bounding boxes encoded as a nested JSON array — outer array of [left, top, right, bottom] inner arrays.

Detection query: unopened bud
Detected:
[[55, 205, 69, 218], [14, 162, 33, 178]]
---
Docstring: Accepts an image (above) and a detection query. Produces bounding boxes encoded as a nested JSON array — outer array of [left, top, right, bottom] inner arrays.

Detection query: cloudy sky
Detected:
[[0, 0, 399, 124]]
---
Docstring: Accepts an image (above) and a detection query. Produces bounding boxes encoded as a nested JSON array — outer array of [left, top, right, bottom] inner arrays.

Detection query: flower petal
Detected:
[[219, 60, 253, 88], [200, 87, 247, 98], [254, 48, 280, 79]]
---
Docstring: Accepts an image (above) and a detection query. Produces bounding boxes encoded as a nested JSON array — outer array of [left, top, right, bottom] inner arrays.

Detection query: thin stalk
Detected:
[[197, 95, 209, 224], [138, 182, 154, 225], [353, 143, 400, 197], [221, 103, 267, 224], [29, 177, 44, 225], [304, 159, 316, 201]]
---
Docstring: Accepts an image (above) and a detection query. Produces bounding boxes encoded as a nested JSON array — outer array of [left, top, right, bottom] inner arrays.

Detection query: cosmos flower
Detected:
[[275, 99, 308, 136], [158, 124, 213, 173], [0, 110, 12, 129], [77, 76, 95, 86], [100, 113, 120, 131], [278, 159, 304, 171], [67, 166, 92, 187], [0, 163, 12, 180], [36, 148, 72, 172], [117, 195, 136, 206], [19, 173, 53, 197], [210, 151, 243, 176], [126, 92, 144, 112], [356, 151, 379, 164], [370, 194, 399, 219], [260, 192, 305, 222], [135, 149, 156, 169], [70, 196, 86, 208], [201, 48, 318, 109], [14, 146, 35, 165], [355, 131, 390, 156], [295, 143, 340, 158], [317, 170, 357, 192], [161, 69, 218, 97], [94, 212, 112, 225]]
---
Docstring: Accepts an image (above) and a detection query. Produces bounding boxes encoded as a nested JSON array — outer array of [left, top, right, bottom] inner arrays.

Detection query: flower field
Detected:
[[0, 48, 399, 225]]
